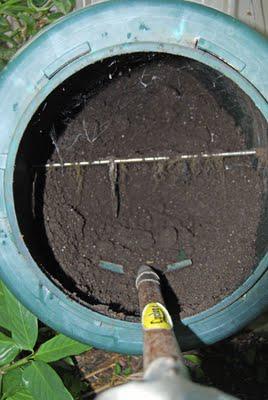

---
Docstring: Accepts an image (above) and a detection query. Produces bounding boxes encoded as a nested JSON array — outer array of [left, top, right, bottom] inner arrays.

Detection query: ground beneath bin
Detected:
[[73, 331, 268, 400], [41, 54, 264, 319]]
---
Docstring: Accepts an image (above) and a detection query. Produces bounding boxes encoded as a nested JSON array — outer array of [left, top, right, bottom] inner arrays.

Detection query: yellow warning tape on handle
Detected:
[[142, 302, 173, 330]]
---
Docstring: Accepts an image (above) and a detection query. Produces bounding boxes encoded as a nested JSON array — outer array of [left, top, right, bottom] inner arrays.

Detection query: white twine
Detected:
[[42, 150, 256, 169]]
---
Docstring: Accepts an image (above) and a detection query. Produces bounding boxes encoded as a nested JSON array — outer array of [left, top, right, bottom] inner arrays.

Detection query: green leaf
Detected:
[[60, 370, 87, 399], [0, 281, 11, 330], [63, 356, 75, 366], [0, 332, 19, 366], [7, 389, 34, 400], [22, 360, 73, 400], [0, 33, 17, 46], [34, 334, 91, 363], [18, 13, 36, 35], [0, 47, 16, 61], [114, 362, 121, 376], [46, 12, 63, 22], [2, 368, 23, 398], [52, 0, 73, 14], [0, 16, 9, 29], [194, 367, 205, 380], [32, 0, 49, 7], [123, 366, 132, 376], [3, 285, 38, 351], [0, 5, 31, 14], [184, 354, 202, 366]]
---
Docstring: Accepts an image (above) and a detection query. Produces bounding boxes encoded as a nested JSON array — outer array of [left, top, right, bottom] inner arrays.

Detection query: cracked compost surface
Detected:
[[41, 55, 264, 320]]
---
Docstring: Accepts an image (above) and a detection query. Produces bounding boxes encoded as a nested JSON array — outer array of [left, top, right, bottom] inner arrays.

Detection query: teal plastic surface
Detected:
[[99, 261, 124, 274], [166, 260, 193, 272], [0, 0, 268, 354]]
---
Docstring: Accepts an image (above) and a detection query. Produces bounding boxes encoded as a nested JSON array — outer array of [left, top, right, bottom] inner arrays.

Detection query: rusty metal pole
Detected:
[[136, 265, 187, 376], [97, 265, 239, 399]]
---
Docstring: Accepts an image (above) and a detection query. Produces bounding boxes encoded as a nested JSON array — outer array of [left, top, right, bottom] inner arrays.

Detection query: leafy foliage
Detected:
[[0, 333, 19, 366], [34, 334, 90, 363], [184, 354, 202, 366], [2, 283, 38, 351], [0, 0, 75, 69], [0, 281, 92, 400], [113, 357, 133, 377], [113, 362, 121, 376], [184, 354, 205, 380], [22, 361, 73, 400]]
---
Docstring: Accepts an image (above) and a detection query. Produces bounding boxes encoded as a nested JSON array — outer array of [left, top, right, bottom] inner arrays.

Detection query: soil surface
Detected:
[[34, 55, 265, 319]]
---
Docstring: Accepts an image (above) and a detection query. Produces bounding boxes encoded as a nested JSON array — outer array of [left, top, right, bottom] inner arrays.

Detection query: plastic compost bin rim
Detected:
[[0, 0, 268, 354]]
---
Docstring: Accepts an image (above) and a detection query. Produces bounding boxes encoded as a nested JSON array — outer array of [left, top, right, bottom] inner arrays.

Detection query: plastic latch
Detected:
[[196, 38, 246, 72], [44, 42, 91, 79]]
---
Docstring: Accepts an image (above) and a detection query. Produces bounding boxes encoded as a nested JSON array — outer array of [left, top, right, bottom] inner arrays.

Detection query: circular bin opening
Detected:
[[14, 52, 268, 322]]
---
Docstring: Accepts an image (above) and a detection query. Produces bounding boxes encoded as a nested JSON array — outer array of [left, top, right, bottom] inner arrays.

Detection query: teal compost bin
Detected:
[[0, 0, 268, 354]]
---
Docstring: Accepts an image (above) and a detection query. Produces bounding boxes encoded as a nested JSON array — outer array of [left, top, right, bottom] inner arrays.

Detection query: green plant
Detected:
[[183, 354, 205, 381], [0, 281, 91, 400], [113, 356, 133, 377], [0, 0, 75, 69]]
